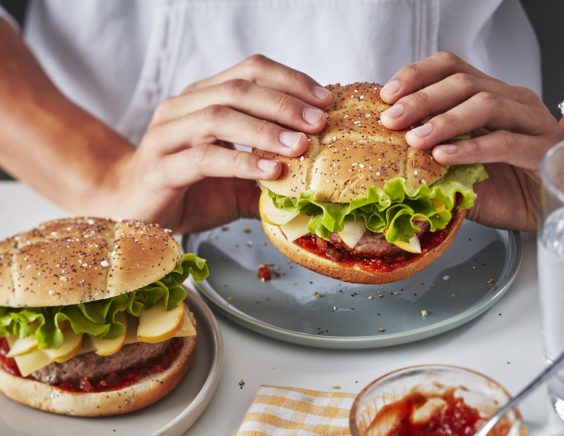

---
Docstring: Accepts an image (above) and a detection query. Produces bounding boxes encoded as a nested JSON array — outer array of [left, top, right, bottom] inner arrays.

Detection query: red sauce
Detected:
[[0, 337, 183, 393], [257, 264, 272, 282], [368, 389, 510, 436], [0, 338, 21, 377], [295, 227, 450, 273]]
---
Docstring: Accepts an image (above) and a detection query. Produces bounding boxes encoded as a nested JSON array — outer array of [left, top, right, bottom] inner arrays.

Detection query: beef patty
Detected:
[[31, 340, 170, 385]]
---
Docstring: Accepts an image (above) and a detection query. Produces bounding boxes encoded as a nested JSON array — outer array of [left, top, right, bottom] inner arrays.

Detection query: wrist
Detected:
[[79, 148, 137, 218]]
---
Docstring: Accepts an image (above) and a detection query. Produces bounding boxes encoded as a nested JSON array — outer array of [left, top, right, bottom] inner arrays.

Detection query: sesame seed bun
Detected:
[[256, 82, 447, 202], [0, 217, 181, 307]]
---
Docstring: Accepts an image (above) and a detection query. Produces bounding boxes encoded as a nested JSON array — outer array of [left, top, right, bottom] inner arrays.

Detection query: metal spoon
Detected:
[[475, 349, 564, 436]]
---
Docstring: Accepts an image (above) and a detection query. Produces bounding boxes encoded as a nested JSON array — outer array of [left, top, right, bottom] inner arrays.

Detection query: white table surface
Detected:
[[0, 180, 560, 435]]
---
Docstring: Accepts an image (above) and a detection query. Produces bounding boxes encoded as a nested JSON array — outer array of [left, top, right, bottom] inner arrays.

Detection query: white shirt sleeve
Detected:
[[0, 5, 21, 32]]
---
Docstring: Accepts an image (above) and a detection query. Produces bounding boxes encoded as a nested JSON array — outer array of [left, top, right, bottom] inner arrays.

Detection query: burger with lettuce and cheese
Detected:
[[0, 217, 208, 416], [256, 82, 487, 284]]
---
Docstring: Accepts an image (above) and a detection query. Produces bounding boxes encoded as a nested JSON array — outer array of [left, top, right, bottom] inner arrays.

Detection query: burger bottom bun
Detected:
[[0, 336, 196, 417], [262, 209, 467, 284]]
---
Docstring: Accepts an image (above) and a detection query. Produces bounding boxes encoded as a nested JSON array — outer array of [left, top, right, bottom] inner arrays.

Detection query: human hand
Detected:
[[378, 51, 564, 231], [110, 55, 332, 233]]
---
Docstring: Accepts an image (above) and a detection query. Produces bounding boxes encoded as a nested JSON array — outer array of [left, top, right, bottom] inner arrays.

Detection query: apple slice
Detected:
[[6, 335, 39, 358], [392, 234, 422, 254], [44, 330, 83, 363], [259, 189, 299, 225], [137, 303, 185, 344], [91, 312, 127, 356]]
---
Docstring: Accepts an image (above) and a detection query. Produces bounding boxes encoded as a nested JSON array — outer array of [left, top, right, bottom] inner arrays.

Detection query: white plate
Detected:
[[0, 287, 224, 436]]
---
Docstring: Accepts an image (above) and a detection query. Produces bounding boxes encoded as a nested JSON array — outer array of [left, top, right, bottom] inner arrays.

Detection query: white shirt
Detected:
[[1, 0, 541, 144]]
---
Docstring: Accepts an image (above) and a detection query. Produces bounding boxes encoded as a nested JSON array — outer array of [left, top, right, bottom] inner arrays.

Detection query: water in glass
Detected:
[[538, 206, 564, 419]]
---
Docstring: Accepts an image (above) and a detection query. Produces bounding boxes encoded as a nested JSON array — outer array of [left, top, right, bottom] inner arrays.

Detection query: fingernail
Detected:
[[303, 107, 324, 125], [313, 86, 331, 100], [438, 144, 458, 155], [382, 104, 404, 119], [257, 159, 279, 174], [410, 123, 433, 137], [381, 79, 400, 96], [279, 131, 303, 149]]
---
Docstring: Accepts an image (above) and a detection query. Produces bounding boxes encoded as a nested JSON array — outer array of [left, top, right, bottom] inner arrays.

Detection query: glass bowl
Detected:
[[349, 365, 527, 436]]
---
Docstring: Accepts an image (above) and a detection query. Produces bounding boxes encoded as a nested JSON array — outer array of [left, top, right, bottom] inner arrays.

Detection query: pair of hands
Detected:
[[121, 52, 564, 234]]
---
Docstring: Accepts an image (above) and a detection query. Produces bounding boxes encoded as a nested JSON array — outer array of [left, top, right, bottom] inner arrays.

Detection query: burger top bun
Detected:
[[256, 82, 447, 203], [0, 217, 181, 308]]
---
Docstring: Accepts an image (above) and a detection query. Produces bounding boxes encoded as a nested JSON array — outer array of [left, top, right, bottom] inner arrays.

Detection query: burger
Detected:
[[0, 217, 208, 416], [256, 82, 487, 284]]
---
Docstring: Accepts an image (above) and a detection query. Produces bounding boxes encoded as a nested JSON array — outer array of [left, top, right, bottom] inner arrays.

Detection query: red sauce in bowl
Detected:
[[368, 389, 510, 436]]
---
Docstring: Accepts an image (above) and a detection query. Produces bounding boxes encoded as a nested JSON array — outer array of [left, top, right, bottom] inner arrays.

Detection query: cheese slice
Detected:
[[6, 336, 51, 378], [280, 214, 311, 241], [176, 308, 196, 337], [337, 219, 366, 248]]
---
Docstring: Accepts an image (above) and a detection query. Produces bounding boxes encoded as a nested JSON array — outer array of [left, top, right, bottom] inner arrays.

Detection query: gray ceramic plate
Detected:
[[184, 219, 521, 349]]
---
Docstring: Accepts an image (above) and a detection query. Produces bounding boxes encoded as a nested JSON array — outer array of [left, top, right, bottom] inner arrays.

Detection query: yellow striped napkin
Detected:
[[237, 385, 355, 436]]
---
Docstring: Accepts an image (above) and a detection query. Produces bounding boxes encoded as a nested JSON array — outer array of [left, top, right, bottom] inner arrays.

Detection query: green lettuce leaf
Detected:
[[0, 253, 208, 350], [269, 164, 487, 244]]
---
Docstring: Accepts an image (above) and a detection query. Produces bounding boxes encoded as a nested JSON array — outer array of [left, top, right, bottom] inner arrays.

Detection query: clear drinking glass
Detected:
[[538, 140, 564, 422]]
